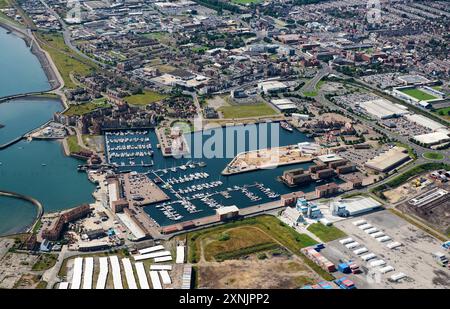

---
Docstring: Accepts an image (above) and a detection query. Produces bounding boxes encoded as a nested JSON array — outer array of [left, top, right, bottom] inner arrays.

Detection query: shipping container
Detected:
[[353, 247, 369, 255], [359, 223, 373, 230], [376, 236, 392, 242], [390, 272, 407, 282], [338, 263, 351, 273], [371, 231, 385, 238], [339, 238, 354, 245], [365, 227, 378, 234], [369, 259, 386, 268], [345, 242, 360, 249], [353, 219, 367, 226], [386, 242, 402, 249], [361, 253, 377, 261], [379, 265, 395, 274]]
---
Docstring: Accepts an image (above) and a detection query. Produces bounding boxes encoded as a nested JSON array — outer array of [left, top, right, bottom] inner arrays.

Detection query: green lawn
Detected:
[[399, 88, 437, 101], [218, 103, 278, 118], [185, 215, 334, 280], [423, 152, 444, 160], [37, 32, 96, 89], [124, 90, 168, 106], [307, 223, 347, 243], [32, 254, 58, 271], [302, 80, 325, 97], [142, 32, 173, 45], [64, 99, 111, 116], [203, 227, 277, 261], [303, 91, 318, 97], [0, 0, 10, 8], [67, 135, 83, 153], [434, 107, 450, 120]]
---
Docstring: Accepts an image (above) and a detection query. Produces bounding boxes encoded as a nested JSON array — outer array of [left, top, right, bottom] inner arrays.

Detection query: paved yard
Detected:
[[321, 210, 450, 289]]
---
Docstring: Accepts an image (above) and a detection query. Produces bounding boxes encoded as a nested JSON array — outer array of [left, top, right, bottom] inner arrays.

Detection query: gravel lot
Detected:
[[320, 210, 450, 289]]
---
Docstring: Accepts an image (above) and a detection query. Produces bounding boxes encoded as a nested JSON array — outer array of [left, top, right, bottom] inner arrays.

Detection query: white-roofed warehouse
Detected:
[[359, 99, 408, 119]]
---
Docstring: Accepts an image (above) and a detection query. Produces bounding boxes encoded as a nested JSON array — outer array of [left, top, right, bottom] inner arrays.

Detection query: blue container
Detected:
[[338, 263, 351, 273]]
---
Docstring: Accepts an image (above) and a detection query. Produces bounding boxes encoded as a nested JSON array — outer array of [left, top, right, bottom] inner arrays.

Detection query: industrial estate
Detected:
[[0, 0, 449, 291]]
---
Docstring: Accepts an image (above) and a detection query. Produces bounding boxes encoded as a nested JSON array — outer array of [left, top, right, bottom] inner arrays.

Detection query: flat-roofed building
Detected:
[[216, 206, 239, 221], [317, 153, 343, 164], [328, 159, 348, 169], [270, 98, 298, 113], [281, 168, 312, 186], [336, 164, 357, 174], [258, 81, 288, 94], [413, 131, 450, 146], [315, 183, 339, 198], [405, 114, 447, 131], [359, 99, 409, 119], [332, 196, 382, 216], [317, 168, 336, 179], [309, 163, 327, 173], [365, 146, 410, 172]]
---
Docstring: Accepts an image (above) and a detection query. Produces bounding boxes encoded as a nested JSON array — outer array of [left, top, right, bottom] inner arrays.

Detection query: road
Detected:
[[39, 0, 106, 68], [301, 64, 332, 93], [315, 90, 450, 165]]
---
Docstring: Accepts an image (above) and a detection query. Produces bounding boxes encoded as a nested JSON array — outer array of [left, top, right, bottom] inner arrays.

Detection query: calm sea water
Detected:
[[0, 195, 37, 236], [0, 27, 50, 97], [0, 27, 95, 235], [0, 98, 62, 145]]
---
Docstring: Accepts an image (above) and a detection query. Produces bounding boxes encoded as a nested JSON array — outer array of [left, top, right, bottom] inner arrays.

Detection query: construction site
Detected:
[[222, 144, 315, 176]]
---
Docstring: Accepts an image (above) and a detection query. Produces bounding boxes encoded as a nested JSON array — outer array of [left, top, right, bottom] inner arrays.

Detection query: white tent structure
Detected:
[[96, 257, 108, 289]]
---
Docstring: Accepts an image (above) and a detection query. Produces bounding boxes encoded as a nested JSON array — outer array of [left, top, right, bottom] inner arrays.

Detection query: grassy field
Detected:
[[185, 215, 335, 281], [423, 152, 445, 160], [143, 31, 173, 45], [302, 80, 325, 97], [0, 0, 10, 8], [203, 227, 277, 261], [434, 106, 450, 120], [67, 135, 84, 153], [36, 32, 95, 89], [124, 90, 168, 106], [64, 99, 111, 116], [218, 103, 278, 118], [399, 88, 437, 101], [32, 254, 58, 271], [306, 223, 347, 243]]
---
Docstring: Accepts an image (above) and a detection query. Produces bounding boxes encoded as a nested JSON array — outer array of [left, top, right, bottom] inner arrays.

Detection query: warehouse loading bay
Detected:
[[320, 211, 450, 289]]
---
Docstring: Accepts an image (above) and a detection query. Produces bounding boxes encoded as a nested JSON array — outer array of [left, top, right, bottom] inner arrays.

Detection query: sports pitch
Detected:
[[399, 88, 438, 101]]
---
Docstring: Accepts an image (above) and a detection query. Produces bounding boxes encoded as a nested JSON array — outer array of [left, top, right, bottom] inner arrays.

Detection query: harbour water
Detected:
[[105, 125, 343, 226], [0, 97, 62, 145], [0, 26, 95, 236], [0, 195, 37, 236]]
